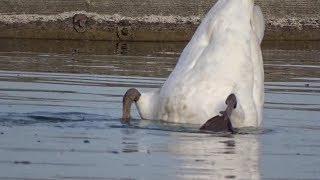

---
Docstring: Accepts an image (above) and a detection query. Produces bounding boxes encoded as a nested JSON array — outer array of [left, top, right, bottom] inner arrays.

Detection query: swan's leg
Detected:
[[200, 94, 237, 133]]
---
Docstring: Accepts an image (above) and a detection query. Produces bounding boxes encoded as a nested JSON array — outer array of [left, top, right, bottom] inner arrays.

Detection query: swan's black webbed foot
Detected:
[[200, 94, 237, 133]]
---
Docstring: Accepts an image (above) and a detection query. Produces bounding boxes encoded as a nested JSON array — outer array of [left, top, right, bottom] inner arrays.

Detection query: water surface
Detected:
[[0, 39, 319, 179]]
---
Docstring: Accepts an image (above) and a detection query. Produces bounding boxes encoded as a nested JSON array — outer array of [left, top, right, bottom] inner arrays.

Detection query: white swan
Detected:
[[122, 0, 265, 131]]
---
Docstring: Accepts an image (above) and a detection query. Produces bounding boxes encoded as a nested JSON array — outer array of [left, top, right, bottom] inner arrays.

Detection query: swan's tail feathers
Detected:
[[200, 94, 237, 133], [252, 5, 265, 44]]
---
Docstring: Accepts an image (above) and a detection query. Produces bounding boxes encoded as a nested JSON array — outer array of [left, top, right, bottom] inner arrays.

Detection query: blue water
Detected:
[[0, 40, 319, 179]]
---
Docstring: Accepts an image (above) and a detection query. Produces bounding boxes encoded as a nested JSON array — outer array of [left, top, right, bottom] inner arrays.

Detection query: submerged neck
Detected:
[[122, 88, 141, 123]]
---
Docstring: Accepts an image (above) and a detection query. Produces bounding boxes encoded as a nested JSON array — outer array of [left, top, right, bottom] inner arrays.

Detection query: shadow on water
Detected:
[[0, 111, 108, 126], [0, 39, 319, 179]]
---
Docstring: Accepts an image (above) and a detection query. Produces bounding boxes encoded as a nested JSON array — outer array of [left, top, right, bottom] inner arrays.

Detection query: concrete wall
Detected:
[[0, 0, 319, 41]]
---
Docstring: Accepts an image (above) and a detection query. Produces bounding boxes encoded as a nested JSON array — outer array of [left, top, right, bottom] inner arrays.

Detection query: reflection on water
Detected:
[[169, 134, 260, 179], [0, 39, 319, 179]]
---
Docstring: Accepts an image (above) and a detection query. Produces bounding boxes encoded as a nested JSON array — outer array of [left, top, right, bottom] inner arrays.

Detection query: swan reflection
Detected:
[[119, 121, 260, 179], [168, 133, 260, 179]]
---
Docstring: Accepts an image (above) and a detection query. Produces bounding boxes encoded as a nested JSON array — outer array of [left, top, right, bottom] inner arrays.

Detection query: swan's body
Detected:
[[126, 0, 265, 129]]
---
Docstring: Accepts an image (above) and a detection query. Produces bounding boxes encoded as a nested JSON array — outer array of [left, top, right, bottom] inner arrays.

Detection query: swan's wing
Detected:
[[252, 5, 265, 44]]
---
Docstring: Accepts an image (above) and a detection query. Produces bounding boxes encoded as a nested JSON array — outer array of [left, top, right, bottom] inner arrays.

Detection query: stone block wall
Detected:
[[0, 0, 319, 41]]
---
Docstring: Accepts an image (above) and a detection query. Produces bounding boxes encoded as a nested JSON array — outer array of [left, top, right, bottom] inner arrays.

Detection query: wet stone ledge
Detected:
[[0, 0, 319, 41]]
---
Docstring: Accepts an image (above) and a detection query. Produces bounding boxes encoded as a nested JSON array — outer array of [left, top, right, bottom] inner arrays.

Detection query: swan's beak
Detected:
[[122, 88, 141, 124]]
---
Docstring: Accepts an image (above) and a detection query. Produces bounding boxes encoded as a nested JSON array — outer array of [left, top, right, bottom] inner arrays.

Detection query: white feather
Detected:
[[136, 0, 264, 128], [252, 5, 265, 44]]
